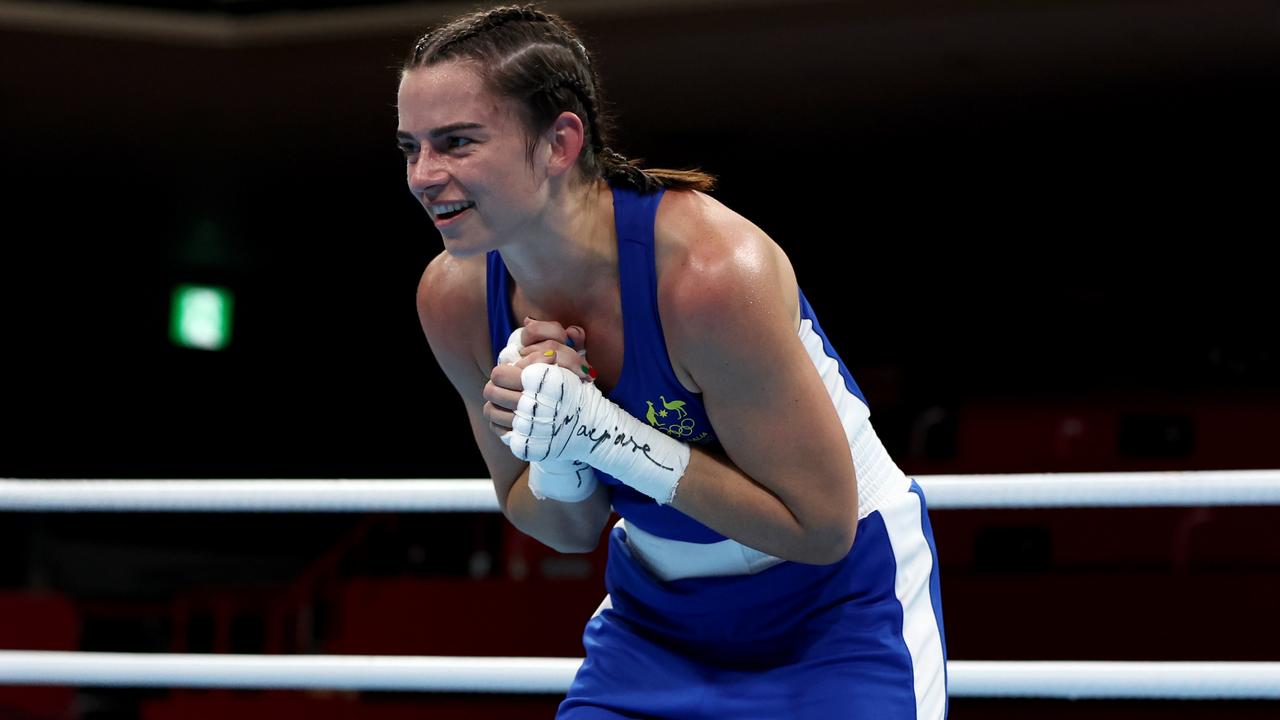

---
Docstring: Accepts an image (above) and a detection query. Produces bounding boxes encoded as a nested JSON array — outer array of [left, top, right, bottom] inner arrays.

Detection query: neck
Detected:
[[499, 177, 616, 315]]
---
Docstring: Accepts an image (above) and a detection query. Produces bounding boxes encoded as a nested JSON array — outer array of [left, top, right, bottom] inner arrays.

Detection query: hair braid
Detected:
[[404, 5, 715, 193], [416, 6, 553, 64]]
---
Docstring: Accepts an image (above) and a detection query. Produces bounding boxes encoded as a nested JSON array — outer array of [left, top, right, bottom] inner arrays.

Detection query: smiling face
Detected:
[[396, 61, 552, 256]]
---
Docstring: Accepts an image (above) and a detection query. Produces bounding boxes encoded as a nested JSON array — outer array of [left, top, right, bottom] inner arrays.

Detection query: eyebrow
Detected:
[[396, 122, 484, 142]]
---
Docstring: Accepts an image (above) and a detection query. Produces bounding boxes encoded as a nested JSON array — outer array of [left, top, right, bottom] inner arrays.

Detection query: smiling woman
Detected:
[[394, 13, 712, 257], [396, 5, 946, 719]]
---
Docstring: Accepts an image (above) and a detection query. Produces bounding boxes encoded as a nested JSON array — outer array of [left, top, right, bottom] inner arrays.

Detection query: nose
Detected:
[[407, 149, 448, 198]]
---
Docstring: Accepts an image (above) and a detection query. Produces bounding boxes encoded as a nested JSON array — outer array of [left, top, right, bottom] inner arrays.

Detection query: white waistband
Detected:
[[850, 417, 911, 520], [621, 419, 908, 582]]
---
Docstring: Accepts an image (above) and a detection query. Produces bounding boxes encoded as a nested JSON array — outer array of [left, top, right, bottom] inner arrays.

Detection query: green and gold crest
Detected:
[[644, 395, 709, 443]]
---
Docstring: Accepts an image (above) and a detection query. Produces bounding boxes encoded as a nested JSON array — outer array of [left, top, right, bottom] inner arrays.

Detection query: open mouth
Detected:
[[433, 201, 475, 221]]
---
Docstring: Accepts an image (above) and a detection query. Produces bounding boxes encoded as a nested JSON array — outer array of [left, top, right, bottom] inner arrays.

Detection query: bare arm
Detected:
[[490, 226, 860, 564], [416, 254, 612, 553], [660, 205, 859, 564]]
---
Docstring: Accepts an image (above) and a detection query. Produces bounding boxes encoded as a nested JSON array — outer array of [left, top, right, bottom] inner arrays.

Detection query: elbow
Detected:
[[794, 484, 858, 564], [544, 535, 600, 555], [525, 515, 601, 554], [800, 468, 859, 565], [503, 507, 603, 555], [797, 520, 856, 565]]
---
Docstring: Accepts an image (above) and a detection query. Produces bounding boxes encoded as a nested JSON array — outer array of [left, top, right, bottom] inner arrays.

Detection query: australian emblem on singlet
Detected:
[[643, 395, 710, 444]]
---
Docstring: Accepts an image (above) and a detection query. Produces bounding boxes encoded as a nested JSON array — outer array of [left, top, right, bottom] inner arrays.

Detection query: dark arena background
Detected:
[[2, 0, 1278, 717]]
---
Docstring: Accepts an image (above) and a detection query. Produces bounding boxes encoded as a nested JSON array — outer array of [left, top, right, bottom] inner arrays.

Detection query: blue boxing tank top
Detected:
[[487, 186, 871, 544]]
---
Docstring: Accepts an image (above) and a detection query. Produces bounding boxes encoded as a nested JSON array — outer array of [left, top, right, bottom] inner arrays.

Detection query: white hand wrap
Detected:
[[509, 363, 690, 505], [498, 328, 600, 503], [527, 460, 598, 502], [496, 327, 524, 366]]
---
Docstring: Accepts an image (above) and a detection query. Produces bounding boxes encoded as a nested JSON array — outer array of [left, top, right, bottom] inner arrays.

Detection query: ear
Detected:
[[543, 111, 587, 178]]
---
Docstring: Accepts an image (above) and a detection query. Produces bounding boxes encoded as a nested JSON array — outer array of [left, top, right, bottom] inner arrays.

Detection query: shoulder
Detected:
[[416, 249, 487, 322], [416, 250, 492, 387], [653, 190, 800, 351]]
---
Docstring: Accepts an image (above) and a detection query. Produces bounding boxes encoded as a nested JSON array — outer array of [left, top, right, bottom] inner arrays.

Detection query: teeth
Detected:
[[433, 201, 474, 216]]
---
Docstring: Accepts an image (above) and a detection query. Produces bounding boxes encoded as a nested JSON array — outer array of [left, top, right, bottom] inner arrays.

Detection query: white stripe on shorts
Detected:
[[881, 489, 947, 719]]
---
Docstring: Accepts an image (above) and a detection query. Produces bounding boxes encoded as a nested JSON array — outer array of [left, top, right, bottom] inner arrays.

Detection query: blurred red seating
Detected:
[[0, 591, 77, 719]]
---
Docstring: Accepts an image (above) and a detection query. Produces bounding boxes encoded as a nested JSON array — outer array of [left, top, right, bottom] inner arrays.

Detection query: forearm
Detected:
[[506, 362, 854, 563], [671, 447, 855, 565], [499, 466, 612, 554]]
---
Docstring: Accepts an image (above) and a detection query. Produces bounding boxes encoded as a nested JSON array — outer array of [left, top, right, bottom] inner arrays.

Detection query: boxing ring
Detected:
[[2, 470, 1279, 700]]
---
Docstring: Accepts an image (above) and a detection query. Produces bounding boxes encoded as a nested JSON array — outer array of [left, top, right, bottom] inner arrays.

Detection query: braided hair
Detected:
[[404, 5, 714, 193]]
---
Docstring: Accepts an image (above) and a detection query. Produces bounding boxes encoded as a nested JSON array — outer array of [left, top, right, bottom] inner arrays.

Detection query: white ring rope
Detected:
[[0, 651, 577, 694], [954, 660, 1280, 700], [3, 469, 1280, 512], [5, 471, 1278, 701], [1, 652, 1278, 699], [0, 479, 499, 512]]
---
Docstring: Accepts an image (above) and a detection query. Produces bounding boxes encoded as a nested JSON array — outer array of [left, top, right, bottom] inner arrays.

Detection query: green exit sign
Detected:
[[170, 284, 233, 350]]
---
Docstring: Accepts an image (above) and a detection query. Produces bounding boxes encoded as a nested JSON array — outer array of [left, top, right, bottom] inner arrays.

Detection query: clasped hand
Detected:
[[482, 318, 590, 440], [483, 319, 600, 503], [482, 318, 688, 505]]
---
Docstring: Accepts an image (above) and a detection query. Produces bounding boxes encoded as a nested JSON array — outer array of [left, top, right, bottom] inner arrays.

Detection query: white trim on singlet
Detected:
[[797, 317, 912, 518]]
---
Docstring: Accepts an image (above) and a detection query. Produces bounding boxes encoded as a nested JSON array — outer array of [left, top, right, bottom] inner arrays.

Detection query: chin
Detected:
[[438, 233, 493, 259]]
